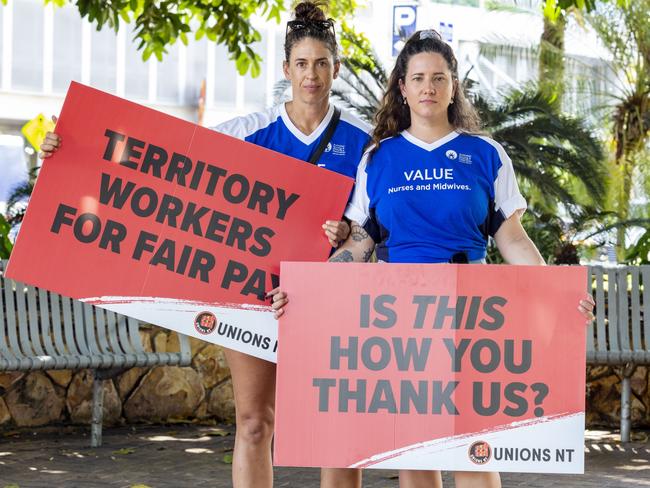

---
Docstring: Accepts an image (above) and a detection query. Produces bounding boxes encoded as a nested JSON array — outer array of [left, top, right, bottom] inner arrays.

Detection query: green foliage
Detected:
[[0, 214, 13, 259], [19, 0, 357, 77], [587, 0, 650, 256], [543, 0, 629, 21], [5, 176, 35, 226], [331, 24, 386, 123], [626, 229, 650, 264], [473, 86, 607, 211]]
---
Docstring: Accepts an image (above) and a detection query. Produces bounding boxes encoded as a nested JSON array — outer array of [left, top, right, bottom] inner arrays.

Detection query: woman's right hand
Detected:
[[38, 115, 60, 159], [267, 287, 288, 319]]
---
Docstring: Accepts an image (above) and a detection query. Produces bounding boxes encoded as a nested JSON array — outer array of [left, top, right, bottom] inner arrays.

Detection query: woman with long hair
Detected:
[[271, 28, 595, 488]]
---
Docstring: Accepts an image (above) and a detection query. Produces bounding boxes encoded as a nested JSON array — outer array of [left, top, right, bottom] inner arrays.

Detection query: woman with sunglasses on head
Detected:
[[270, 29, 596, 488], [40, 2, 372, 487], [209, 3, 375, 487]]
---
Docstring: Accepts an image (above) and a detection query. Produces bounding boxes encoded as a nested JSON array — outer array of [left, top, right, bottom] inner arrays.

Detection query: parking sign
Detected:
[[393, 5, 417, 56]]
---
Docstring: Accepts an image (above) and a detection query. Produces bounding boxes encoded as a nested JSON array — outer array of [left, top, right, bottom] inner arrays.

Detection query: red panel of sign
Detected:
[[275, 262, 586, 473]]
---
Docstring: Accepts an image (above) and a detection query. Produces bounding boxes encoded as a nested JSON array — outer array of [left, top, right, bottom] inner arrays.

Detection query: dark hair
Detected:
[[284, 1, 339, 62], [370, 30, 481, 152]]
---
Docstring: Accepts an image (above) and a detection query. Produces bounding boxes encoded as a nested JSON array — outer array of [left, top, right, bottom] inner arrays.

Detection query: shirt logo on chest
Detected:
[[459, 153, 472, 164], [323, 142, 346, 156], [446, 149, 458, 160]]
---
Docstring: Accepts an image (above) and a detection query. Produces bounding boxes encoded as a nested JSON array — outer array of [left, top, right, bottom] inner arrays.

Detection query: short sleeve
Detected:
[[479, 137, 527, 236], [344, 150, 381, 243], [210, 107, 277, 141], [494, 145, 527, 220]]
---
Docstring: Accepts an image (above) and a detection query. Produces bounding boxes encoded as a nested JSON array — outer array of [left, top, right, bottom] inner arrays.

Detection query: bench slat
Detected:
[[105, 309, 126, 355], [38, 287, 64, 368], [15, 281, 36, 361], [0, 277, 19, 368], [116, 311, 137, 355], [72, 299, 91, 356], [61, 296, 84, 369], [630, 267, 642, 352], [593, 267, 607, 353], [643, 268, 650, 352], [26, 286, 46, 358], [586, 267, 595, 352], [94, 306, 111, 354], [607, 269, 620, 358], [82, 302, 102, 355], [49, 291, 68, 357], [617, 270, 631, 354]]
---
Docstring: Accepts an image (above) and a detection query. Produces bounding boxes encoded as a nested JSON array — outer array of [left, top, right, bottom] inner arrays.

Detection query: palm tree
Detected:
[[587, 0, 650, 259], [4, 168, 37, 227], [472, 86, 606, 212]]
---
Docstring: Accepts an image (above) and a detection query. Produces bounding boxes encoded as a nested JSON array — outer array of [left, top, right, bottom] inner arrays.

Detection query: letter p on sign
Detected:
[[393, 5, 417, 55]]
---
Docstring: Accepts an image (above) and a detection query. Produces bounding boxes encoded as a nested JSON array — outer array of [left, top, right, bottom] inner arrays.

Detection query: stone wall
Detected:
[[0, 328, 647, 431], [587, 365, 650, 428], [0, 325, 235, 429]]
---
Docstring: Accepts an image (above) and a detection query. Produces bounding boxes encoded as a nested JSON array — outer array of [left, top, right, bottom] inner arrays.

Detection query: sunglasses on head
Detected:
[[419, 29, 442, 41], [286, 19, 335, 37]]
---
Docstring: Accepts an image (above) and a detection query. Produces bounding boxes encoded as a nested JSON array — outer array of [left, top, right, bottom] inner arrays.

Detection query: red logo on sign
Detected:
[[468, 441, 491, 465], [194, 311, 217, 335]]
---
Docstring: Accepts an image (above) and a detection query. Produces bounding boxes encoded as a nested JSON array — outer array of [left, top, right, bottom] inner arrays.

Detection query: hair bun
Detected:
[[294, 1, 327, 22]]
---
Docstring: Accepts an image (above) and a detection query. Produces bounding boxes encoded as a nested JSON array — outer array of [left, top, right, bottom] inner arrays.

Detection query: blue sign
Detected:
[[392, 5, 417, 56], [439, 21, 454, 43]]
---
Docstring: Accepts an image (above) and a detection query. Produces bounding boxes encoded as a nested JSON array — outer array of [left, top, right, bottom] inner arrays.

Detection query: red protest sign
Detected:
[[275, 263, 587, 473], [6, 82, 353, 362]]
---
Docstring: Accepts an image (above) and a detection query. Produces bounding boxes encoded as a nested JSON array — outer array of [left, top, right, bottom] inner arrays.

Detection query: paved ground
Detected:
[[1, 424, 649, 487]]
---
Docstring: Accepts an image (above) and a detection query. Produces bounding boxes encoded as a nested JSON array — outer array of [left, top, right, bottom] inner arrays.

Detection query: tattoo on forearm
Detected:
[[351, 224, 370, 242], [330, 250, 354, 262], [362, 248, 373, 262]]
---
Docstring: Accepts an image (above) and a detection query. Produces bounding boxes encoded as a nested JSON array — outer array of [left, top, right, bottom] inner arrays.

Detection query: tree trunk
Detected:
[[539, 14, 566, 106], [616, 157, 635, 260]]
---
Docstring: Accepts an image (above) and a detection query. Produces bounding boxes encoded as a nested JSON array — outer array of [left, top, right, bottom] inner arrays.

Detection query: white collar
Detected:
[[400, 129, 460, 152], [280, 102, 335, 145]]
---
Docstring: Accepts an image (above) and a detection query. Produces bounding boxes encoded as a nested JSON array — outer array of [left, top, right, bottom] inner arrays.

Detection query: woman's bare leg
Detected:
[[321, 468, 362, 488], [454, 471, 501, 488], [399, 469, 443, 487], [225, 349, 277, 488]]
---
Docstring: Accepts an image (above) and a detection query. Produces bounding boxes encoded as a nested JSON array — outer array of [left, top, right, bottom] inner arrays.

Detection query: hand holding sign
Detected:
[[37, 115, 59, 159]]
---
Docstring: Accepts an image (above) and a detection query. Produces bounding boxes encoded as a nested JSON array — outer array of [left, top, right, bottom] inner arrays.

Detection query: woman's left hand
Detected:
[[322, 219, 350, 248], [578, 294, 595, 324], [267, 287, 288, 319]]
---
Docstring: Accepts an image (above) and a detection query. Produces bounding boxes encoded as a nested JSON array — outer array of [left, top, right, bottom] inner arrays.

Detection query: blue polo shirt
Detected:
[[212, 103, 370, 179], [345, 130, 527, 263]]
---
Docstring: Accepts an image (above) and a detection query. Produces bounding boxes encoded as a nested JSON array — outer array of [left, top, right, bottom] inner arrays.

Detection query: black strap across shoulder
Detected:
[[308, 106, 341, 165]]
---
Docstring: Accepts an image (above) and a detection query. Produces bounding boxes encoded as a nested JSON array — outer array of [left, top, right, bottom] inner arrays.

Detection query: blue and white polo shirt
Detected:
[[213, 103, 370, 179], [345, 130, 527, 263]]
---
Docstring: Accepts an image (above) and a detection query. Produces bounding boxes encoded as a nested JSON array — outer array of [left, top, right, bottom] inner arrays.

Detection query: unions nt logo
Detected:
[[194, 311, 217, 335], [468, 440, 492, 465]]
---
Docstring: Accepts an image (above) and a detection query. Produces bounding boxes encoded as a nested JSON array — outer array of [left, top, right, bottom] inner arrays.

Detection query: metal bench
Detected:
[[588, 265, 650, 442], [0, 260, 192, 446]]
